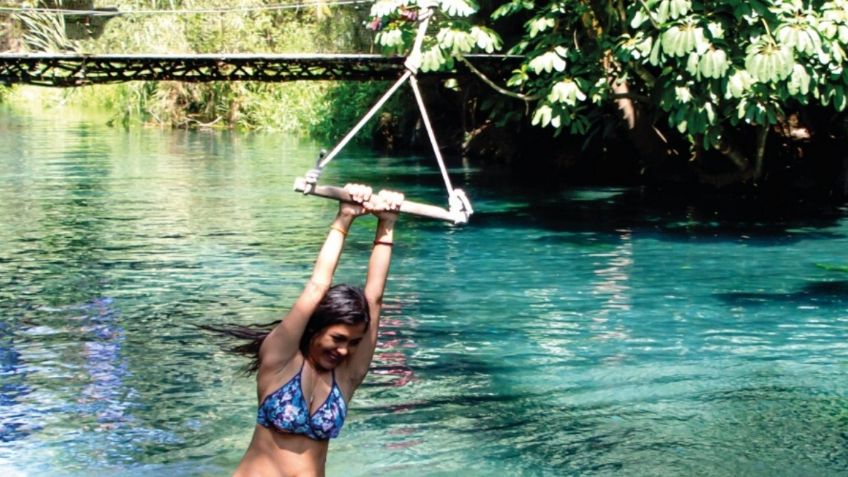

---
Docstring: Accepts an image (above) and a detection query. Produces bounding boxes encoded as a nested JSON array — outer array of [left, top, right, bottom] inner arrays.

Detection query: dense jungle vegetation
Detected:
[[0, 0, 406, 140], [2, 0, 848, 197], [369, 0, 848, 196]]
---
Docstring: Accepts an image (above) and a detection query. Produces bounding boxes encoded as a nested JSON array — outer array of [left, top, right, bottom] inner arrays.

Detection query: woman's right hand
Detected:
[[339, 183, 373, 218]]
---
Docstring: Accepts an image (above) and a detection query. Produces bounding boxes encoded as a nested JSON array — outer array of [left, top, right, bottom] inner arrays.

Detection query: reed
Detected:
[[3, 0, 395, 139]]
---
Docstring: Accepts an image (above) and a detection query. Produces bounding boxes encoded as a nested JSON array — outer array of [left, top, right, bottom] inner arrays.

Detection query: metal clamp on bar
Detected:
[[301, 149, 326, 194]]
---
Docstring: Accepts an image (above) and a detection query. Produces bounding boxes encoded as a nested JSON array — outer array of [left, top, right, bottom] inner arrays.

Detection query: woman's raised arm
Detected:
[[348, 190, 403, 386], [258, 185, 373, 372]]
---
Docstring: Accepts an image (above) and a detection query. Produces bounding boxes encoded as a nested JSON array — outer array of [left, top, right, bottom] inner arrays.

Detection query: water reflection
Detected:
[[0, 322, 29, 444], [68, 297, 131, 430], [589, 227, 633, 346]]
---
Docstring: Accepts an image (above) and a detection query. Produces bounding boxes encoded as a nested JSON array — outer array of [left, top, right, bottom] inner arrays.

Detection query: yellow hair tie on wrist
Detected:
[[330, 225, 348, 237]]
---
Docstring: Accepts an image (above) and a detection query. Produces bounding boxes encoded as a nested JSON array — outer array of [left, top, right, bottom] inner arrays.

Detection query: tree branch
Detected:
[[753, 125, 769, 179], [714, 134, 751, 171], [456, 55, 540, 102], [610, 91, 651, 104], [632, 64, 656, 88]]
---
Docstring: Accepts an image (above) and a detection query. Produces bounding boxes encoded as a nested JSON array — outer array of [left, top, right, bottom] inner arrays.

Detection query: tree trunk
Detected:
[[753, 125, 769, 180], [607, 69, 674, 165]]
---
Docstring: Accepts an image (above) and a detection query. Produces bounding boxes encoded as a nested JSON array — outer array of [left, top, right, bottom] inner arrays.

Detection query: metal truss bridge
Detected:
[[0, 53, 519, 87]]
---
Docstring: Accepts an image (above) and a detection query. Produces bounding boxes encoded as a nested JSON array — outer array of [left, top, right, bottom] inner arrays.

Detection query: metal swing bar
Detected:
[[293, 3, 473, 224]]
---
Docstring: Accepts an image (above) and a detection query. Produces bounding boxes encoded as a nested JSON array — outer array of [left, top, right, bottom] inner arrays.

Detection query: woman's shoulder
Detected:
[[257, 353, 304, 400]]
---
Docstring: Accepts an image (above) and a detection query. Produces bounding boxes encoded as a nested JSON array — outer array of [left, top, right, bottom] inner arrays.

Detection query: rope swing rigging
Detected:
[[293, 2, 474, 225]]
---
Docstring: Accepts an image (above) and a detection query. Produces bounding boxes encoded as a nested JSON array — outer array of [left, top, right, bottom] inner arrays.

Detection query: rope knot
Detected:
[[449, 189, 473, 224]]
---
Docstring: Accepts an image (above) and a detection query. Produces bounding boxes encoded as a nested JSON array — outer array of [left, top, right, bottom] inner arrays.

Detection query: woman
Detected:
[[211, 184, 403, 477]]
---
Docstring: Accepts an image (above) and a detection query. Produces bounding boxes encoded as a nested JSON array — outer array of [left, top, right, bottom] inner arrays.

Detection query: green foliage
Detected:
[[3, 0, 380, 138], [370, 0, 500, 71], [373, 0, 848, 152], [310, 81, 410, 142]]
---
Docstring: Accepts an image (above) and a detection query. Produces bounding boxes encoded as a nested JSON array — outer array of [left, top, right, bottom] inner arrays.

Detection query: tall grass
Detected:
[[3, 0, 400, 140]]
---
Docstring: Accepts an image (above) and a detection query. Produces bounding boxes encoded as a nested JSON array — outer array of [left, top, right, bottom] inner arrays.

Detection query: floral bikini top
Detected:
[[256, 359, 348, 441]]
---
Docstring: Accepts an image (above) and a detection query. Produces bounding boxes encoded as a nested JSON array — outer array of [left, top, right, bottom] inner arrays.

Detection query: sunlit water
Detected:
[[1, 106, 847, 476]]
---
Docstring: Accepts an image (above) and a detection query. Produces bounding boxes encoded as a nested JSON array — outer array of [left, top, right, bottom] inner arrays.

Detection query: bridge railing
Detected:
[[0, 53, 520, 87]]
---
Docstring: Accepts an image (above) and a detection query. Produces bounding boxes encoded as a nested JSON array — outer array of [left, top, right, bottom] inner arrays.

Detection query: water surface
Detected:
[[1, 107, 847, 476]]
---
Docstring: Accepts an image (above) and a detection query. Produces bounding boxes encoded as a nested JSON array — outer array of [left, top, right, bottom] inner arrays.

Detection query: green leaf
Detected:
[[631, 10, 650, 29], [836, 88, 847, 111], [633, 35, 654, 60], [548, 79, 587, 106], [527, 17, 555, 38], [700, 49, 729, 78], [376, 29, 404, 49], [469, 26, 502, 53], [777, 23, 822, 56], [670, 0, 692, 20], [492, 0, 533, 19], [787, 64, 811, 95], [745, 40, 795, 82], [441, 0, 477, 17], [736, 98, 748, 119], [421, 46, 446, 72], [529, 50, 567, 74], [370, 0, 403, 18], [686, 52, 700, 76], [707, 22, 724, 39], [675, 85, 692, 103], [531, 104, 553, 127], [704, 102, 716, 123], [506, 69, 528, 87], [436, 28, 476, 54], [649, 34, 663, 64], [661, 23, 704, 57]]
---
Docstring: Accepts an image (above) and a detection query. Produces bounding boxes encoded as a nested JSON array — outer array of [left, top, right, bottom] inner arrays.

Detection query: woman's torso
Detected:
[[234, 355, 354, 477]]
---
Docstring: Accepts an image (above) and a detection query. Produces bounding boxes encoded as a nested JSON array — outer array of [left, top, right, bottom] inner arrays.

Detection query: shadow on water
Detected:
[[716, 280, 848, 307], [405, 164, 848, 244], [284, 149, 848, 247]]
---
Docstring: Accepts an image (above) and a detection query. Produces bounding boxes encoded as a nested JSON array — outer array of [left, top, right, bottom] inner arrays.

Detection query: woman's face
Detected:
[[308, 323, 367, 370]]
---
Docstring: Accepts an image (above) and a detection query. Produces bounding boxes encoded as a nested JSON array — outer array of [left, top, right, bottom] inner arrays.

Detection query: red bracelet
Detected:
[[373, 240, 394, 247]]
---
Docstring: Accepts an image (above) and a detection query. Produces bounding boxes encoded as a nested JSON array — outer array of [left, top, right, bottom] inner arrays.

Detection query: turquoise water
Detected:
[[1, 106, 847, 476]]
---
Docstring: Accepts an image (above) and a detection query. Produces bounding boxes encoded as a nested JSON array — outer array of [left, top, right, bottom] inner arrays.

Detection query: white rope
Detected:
[[0, 1, 374, 16], [409, 74, 454, 196], [299, 2, 472, 222], [312, 5, 433, 174], [317, 70, 412, 170]]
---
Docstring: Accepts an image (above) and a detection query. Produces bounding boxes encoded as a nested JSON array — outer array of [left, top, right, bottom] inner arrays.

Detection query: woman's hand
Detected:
[[339, 184, 373, 218], [371, 190, 404, 223]]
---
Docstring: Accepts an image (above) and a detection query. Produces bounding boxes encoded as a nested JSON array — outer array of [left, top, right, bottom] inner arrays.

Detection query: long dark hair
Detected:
[[202, 284, 370, 374]]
